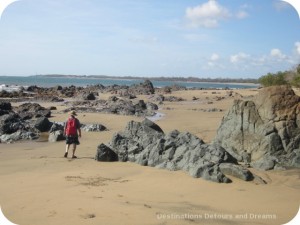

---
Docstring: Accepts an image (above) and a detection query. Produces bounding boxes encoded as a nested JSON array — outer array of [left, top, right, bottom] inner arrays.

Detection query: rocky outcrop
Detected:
[[0, 106, 40, 143], [17, 103, 51, 120], [214, 85, 300, 170], [82, 92, 96, 100], [98, 119, 254, 183], [62, 98, 158, 117], [129, 80, 155, 95]]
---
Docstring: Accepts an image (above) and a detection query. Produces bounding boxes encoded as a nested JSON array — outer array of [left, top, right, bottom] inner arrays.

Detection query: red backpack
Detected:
[[65, 118, 77, 136]]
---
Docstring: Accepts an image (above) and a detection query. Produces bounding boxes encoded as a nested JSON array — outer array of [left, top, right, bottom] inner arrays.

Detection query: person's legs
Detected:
[[72, 144, 77, 158], [64, 144, 70, 157]]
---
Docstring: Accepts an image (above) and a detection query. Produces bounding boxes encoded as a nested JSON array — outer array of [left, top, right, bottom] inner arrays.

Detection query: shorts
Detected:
[[66, 136, 80, 145]]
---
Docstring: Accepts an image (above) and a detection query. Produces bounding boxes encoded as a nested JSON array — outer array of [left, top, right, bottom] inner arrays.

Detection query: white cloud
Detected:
[[295, 42, 300, 55], [270, 48, 286, 59], [230, 52, 250, 63], [210, 53, 220, 61], [185, 0, 230, 28]]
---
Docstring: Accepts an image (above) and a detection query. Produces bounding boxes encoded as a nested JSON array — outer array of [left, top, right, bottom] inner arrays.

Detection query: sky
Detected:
[[0, 0, 299, 78]]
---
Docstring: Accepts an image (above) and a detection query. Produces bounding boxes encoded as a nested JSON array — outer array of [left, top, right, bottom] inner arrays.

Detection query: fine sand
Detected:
[[0, 88, 299, 225]]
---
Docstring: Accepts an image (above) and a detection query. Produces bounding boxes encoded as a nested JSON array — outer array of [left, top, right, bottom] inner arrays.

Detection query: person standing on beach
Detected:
[[64, 110, 81, 159]]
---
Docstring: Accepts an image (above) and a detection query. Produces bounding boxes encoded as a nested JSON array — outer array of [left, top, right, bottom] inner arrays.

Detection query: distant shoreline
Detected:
[[0, 75, 259, 89], [30, 74, 259, 85]]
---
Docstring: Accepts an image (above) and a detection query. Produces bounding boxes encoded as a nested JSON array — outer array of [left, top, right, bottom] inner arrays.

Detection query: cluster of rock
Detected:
[[0, 102, 52, 143], [95, 85, 300, 183], [95, 119, 255, 183], [0, 102, 107, 143], [214, 85, 300, 170], [0, 80, 154, 101], [62, 97, 158, 117]]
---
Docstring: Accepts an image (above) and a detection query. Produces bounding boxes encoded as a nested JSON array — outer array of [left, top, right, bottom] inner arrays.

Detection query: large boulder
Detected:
[[0, 102, 12, 111], [34, 117, 52, 132], [82, 92, 96, 101], [48, 130, 65, 142], [214, 85, 300, 169], [95, 144, 118, 162], [48, 123, 65, 142], [105, 119, 254, 183], [129, 80, 155, 95], [81, 124, 107, 132]]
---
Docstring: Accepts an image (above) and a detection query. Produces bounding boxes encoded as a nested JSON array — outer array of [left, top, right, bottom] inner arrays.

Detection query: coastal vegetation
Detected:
[[259, 64, 300, 87]]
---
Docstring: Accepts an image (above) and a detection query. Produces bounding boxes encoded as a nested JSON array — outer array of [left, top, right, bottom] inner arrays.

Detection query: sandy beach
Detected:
[[0, 88, 299, 225]]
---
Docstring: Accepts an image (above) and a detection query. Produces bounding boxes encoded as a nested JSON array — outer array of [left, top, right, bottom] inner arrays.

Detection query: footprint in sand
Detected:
[[80, 213, 96, 219], [48, 211, 57, 217]]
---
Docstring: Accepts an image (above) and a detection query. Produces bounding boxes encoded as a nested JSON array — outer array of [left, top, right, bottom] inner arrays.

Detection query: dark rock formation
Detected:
[[95, 144, 118, 162], [34, 117, 52, 132], [0, 102, 12, 111], [104, 119, 254, 183], [0, 102, 12, 116], [129, 80, 155, 95], [214, 85, 300, 170], [82, 92, 96, 100], [48, 123, 65, 142], [0, 109, 40, 143], [17, 103, 51, 120]]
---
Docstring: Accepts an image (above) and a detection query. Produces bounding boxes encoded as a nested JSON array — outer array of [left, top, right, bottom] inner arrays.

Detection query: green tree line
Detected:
[[259, 64, 300, 87]]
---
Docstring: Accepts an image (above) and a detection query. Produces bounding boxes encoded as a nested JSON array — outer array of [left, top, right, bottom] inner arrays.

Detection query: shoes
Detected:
[[64, 152, 68, 158], [72, 156, 77, 159]]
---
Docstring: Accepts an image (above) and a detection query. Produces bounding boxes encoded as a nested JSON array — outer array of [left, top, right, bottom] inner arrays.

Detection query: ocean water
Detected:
[[0, 76, 258, 89]]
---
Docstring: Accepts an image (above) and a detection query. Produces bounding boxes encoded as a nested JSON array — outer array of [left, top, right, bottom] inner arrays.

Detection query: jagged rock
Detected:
[[219, 163, 253, 181], [48, 130, 65, 142], [104, 119, 253, 183], [129, 80, 155, 95], [82, 92, 96, 100], [48, 123, 65, 142], [17, 103, 51, 119], [0, 102, 12, 111], [0, 113, 21, 134], [81, 124, 107, 132], [214, 85, 300, 170], [250, 155, 278, 170], [0, 130, 39, 143], [95, 143, 118, 162], [49, 123, 65, 133], [151, 94, 165, 102], [34, 117, 52, 132], [146, 102, 159, 111]]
